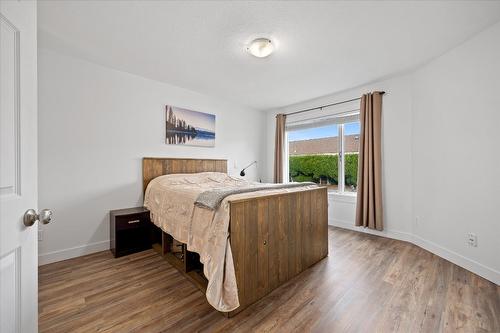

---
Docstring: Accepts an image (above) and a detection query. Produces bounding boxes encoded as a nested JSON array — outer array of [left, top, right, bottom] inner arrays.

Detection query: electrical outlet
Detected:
[[467, 233, 477, 247], [38, 229, 43, 242]]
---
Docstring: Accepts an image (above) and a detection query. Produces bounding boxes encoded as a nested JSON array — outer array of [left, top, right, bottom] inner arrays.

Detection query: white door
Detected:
[[0, 1, 40, 332]]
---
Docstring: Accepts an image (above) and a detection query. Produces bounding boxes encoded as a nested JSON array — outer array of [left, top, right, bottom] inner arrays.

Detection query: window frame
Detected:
[[285, 113, 360, 196], [338, 123, 345, 194]]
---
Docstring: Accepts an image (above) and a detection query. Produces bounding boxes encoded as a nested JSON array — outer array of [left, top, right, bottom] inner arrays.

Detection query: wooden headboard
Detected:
[[142, 157, 227, 193]]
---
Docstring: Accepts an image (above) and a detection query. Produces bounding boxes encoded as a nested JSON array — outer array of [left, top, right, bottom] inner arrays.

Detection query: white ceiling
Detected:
[[38, 1, 500, 110]]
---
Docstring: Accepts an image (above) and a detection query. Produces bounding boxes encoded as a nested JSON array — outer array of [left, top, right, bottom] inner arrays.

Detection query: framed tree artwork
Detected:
[[165, 105, 216, 147]]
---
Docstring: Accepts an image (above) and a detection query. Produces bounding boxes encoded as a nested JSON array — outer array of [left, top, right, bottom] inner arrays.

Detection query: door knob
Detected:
[[23, 209, 53, 227]]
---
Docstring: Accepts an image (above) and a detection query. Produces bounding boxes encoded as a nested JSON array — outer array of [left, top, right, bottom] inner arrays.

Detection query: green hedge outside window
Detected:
[[289, 154, 358, 187]]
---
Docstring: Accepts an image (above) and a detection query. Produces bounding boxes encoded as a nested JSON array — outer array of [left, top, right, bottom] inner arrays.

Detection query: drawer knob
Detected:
[[128, 219, 141, 224], [263, 240, 267, 245]]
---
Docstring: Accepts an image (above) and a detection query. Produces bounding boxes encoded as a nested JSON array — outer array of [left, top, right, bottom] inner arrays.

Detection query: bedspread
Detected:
[[143, 172, 317, 312]]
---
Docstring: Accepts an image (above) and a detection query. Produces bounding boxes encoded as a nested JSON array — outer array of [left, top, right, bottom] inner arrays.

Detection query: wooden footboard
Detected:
[[228, 186, 328, 316]]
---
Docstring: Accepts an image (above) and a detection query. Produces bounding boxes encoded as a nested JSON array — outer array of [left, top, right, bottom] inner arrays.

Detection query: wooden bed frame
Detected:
[[142, 157, 328, 317]]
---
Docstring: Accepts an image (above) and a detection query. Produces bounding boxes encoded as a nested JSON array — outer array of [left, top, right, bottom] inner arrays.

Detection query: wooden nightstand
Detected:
[[110, 207, 152, 258]]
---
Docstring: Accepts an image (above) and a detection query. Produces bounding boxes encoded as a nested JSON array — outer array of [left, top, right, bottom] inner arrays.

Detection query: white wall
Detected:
[[38, 48, 266, 264], [265, 74, 414, 241], [38, 20, 500, 284], [411, 22, 500, 283], [265, 21, 500, 284]]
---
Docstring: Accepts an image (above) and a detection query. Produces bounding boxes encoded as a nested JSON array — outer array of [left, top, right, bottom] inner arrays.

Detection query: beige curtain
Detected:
[[274, 114, 286, 183], [355, 92, 384, 230]]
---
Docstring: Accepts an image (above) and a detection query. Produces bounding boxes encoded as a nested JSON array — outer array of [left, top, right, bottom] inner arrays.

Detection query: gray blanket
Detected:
[[195, 182, 316, 210]]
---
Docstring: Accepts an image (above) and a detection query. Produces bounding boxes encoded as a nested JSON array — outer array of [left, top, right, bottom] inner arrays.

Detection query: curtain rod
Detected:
[[286, 108, 360, 125], [280, 91, 385, 117]]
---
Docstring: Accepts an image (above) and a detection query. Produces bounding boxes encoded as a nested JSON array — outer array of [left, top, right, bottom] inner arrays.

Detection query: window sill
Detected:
[[328, 191, 357, 203], [328, 190, 357, 196]]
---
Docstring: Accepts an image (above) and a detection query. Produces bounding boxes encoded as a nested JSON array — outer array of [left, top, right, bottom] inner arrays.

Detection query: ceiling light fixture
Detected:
[[247, 38, 274, 58]]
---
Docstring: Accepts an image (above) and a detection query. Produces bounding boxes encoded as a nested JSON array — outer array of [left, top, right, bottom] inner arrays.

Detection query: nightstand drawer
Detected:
[[110, 207, 152, 258], [116, 215, 149, 230]]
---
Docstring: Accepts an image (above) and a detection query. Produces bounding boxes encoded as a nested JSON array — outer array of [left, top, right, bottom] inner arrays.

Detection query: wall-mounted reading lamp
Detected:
[[239, 161, 257, 177]]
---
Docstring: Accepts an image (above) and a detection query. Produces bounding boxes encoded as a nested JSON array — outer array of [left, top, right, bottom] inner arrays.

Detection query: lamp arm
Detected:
[[239, 160, 258, 177], [241, 160, 257, 170]]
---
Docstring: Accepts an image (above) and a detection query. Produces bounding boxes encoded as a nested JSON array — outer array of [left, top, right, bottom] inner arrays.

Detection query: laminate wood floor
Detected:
[[39, 227, 500, 333]]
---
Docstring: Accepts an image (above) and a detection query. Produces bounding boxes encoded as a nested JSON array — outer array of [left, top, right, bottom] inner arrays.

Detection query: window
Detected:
[[286, 113, 360, 194]]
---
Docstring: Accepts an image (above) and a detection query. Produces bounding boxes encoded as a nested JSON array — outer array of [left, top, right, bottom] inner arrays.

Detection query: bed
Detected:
[[142, 157, 328, 317]]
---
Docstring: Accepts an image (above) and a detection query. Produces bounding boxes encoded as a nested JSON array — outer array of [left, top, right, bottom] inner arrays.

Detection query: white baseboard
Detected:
[[329, 218, 413, 242], [38, 240, 109, 266], [40, 222, 500, 285], [412, 235, 500, 285], [330, 218, 500, 285]]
